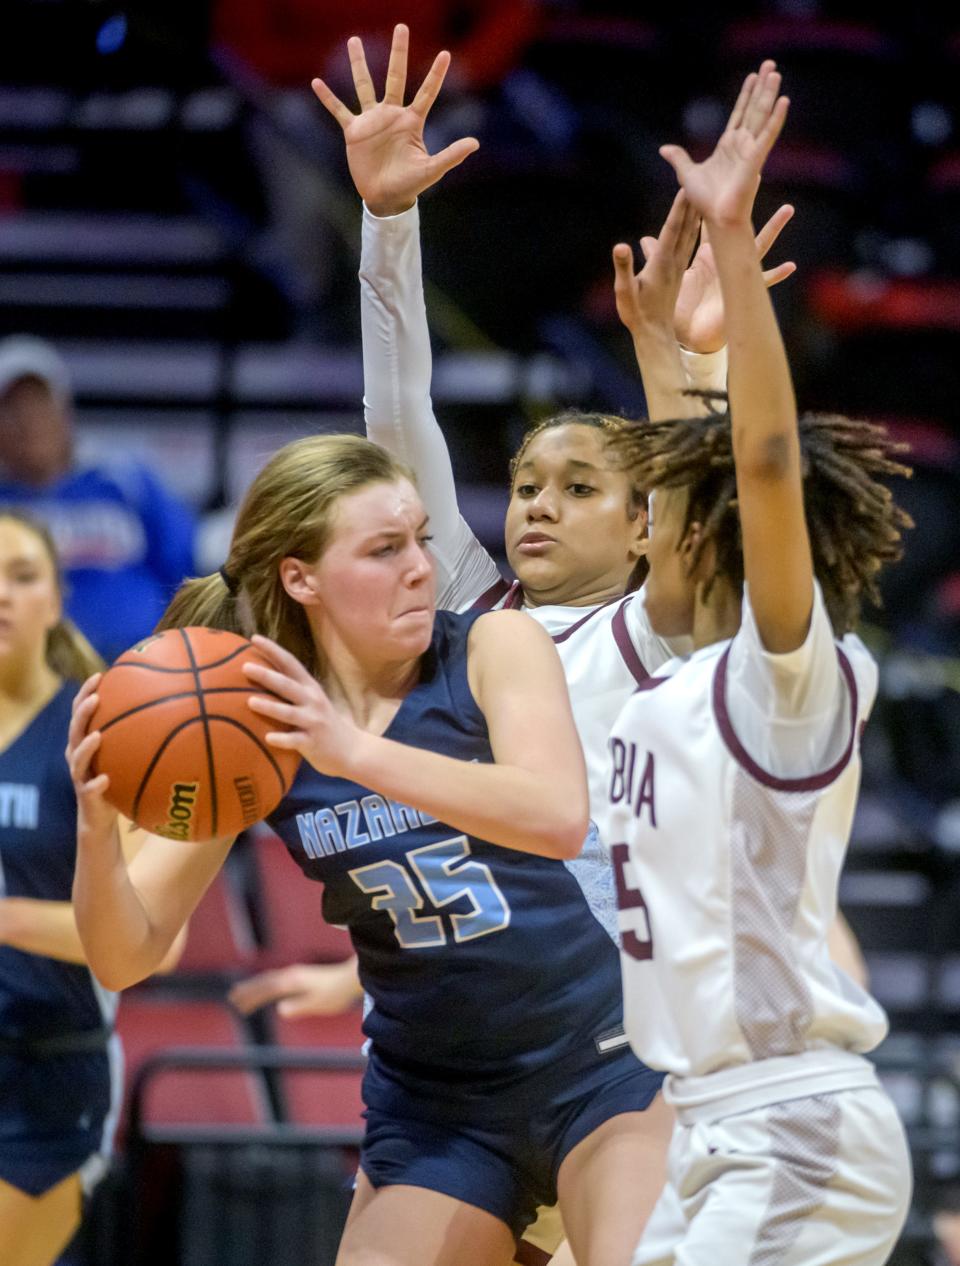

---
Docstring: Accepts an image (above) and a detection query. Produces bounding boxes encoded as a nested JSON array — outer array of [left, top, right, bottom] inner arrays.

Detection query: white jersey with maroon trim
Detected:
[[359, 198, 704, 941], [602, 584, 888, 1089], [463, 573, 683, 941]]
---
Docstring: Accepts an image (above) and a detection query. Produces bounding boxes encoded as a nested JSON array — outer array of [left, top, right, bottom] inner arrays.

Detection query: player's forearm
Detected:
[[360, 201, 499, 608], [342, 732, 587, 860], [0, 897, 87, 964], [72, 825, 173, 989], [705, 219, 797, 472], [360, 202, 459, 522], [630, 323, 692, 421], [708, 215, 812, 651]]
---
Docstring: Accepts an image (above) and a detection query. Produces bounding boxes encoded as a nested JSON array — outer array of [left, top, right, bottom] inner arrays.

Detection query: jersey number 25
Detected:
[[349, 835, 511, 949]]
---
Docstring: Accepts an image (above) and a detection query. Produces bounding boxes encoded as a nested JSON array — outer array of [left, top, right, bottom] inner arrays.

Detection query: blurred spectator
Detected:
[[213, 1, 541, 336], [0, 337, 196, 662]]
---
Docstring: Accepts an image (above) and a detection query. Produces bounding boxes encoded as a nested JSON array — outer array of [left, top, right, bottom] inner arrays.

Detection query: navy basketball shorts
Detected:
[[360, 1040, 665, 1241], [0, 1048, 113, 1196]]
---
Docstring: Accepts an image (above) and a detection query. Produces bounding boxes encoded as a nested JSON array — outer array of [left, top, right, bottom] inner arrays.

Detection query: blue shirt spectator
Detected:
[[0, 336, 196, 662]]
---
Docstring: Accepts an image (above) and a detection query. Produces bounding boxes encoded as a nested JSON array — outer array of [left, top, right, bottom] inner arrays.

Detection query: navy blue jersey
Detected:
[[0, 682, 116, 1040], [268, 610, 624, 1082]]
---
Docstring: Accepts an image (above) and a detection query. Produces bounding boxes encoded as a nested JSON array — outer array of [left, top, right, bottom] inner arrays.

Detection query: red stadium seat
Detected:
[[251, 830, 354, 965], [271, 1006, 365, 1129], [807, 270, 960, 333], [116, 993, 271, 1134]]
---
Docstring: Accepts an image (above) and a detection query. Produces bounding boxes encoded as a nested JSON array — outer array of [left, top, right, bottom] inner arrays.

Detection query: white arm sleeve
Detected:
[[679, 345, 728, 397], [360, 202, 503, 612], [724, 582, 877, 779]]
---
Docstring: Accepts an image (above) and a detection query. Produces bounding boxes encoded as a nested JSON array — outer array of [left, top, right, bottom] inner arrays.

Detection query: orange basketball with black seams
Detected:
[[90, 627, 301, 841]]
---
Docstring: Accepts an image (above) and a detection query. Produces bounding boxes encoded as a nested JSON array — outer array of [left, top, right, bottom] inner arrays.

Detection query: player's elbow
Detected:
[[89, 958, 144, 992], [547, 804, 591, 860]]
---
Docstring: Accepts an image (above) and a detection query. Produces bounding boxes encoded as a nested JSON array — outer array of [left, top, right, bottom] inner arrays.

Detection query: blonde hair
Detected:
[[0, 509, 105, 681], [157, 434, 415, 674]]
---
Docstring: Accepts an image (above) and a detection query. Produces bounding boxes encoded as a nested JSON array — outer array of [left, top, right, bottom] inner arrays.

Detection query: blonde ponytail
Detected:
[[46, 617, 105, 681], [155, 570, 251, 639]]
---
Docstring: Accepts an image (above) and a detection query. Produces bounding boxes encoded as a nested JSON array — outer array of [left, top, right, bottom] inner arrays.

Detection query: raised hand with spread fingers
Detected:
[[312, 23, 479, 218], [659, 65, 790, 228]]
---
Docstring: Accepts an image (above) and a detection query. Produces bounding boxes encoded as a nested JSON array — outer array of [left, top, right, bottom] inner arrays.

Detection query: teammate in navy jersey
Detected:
[[0, 511, 184, 1266], [67, 433, 665, 1266]]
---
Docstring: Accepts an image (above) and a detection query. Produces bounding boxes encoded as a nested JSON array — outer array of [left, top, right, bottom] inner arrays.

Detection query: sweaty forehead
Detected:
[[332, 478, 424, 534], [517, 424, 613, 472]]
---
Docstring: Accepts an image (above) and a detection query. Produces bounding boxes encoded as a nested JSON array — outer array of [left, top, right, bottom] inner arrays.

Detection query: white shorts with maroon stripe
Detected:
[[632, 1082, 910, 1266]]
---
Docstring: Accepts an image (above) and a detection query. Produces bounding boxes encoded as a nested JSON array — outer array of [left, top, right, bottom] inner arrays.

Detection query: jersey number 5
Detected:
[[349, 835, 511, 950], [611, 842, 653, 961]]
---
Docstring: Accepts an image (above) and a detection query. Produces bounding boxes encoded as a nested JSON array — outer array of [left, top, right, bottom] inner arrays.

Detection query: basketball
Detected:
[[89, 627, 302, 842]]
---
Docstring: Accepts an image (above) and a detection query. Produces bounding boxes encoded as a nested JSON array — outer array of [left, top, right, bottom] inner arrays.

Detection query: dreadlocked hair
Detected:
[[608, 392, 913, 635], [509, 408, 649, 590]]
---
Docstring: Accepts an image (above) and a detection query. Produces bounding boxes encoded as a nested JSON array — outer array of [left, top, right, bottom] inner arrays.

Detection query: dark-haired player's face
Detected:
[[505, 425, 646, 607], [0, 518, 61, 666], [303, 478, 436, 666], [643, 489, 698, 638]]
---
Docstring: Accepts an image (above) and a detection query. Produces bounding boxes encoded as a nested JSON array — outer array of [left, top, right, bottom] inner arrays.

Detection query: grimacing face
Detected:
[[0, 516, 62, 668], [504, 424, 647, 607], [287, 478, 437, 667]]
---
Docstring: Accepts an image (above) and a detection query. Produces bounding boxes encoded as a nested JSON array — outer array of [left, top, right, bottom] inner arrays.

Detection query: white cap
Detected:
[[0, 335, 71, 404]]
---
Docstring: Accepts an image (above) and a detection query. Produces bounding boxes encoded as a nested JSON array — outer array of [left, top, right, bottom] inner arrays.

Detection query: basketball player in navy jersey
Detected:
[[0, 510, 183, 1266], [67, 434, 668, 1266]]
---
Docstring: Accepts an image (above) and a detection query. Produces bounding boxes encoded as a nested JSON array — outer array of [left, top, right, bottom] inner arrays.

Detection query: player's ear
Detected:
[[680, 522, 702, 573], [626, 493, 648, 562], [278, 557, 321, 607]]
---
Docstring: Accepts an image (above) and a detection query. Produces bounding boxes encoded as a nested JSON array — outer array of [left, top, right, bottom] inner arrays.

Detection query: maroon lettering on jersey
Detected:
[[633, 751, 656, 827], [612, 842, 654, 962]]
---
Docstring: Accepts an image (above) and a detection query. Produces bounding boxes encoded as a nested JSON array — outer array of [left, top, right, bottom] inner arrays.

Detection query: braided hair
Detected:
[[608, 393, 913, 635]]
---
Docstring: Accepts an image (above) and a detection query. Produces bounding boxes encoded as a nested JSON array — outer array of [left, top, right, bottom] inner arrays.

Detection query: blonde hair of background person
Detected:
[[0, 510, 183, 1266]]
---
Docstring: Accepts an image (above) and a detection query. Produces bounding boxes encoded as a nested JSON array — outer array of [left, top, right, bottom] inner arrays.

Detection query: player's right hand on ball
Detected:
[[66, 674, 119, 838], [244, 635, 359, 780]]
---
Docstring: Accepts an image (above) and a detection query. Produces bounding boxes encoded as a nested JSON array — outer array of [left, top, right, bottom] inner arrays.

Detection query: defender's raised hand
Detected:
[[660, 69, 789, 226], [673, 206, 795, 353], [312, 23, 479, 217], [613, 190, 701, 340]]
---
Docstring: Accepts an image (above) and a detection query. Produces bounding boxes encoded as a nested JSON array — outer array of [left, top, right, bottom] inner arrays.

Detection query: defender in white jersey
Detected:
[[231, 29, 800, 1266], [601, 73, 913, 1266]]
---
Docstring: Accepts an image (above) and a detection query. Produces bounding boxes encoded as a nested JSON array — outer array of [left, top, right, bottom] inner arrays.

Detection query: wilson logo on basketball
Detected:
[[158, 781, 200, 840], [234, 775, 260, 827]]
